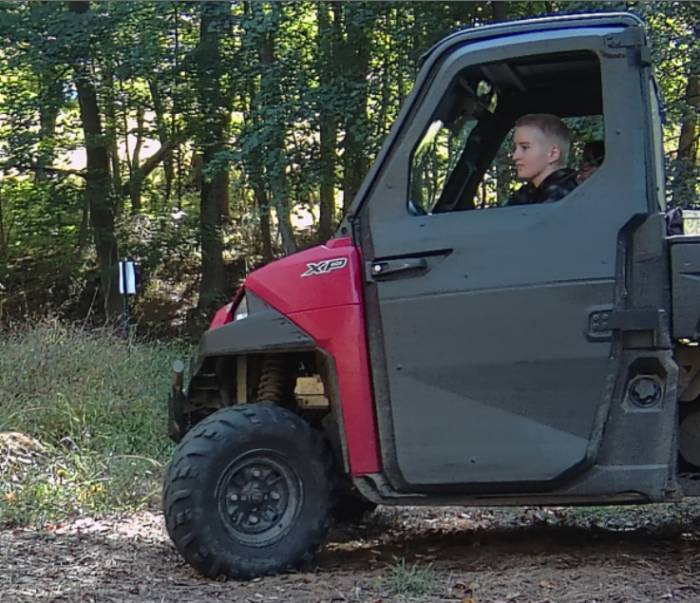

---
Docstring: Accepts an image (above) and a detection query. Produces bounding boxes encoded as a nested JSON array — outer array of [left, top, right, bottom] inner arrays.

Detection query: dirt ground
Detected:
[[3, 504, 700, 602]]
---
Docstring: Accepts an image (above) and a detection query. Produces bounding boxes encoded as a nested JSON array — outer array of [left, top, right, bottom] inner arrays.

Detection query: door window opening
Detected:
[[408, 51, 605, 214]]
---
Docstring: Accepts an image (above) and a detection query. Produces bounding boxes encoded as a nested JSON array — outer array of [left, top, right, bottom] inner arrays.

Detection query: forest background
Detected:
[[0, 1, 697, 334]]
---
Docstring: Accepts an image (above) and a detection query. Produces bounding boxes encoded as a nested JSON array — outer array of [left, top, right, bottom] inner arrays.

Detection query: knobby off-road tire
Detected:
[[163, 402, 333, 579]]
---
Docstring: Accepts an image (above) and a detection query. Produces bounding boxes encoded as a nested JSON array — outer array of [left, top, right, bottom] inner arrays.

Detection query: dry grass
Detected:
[[0, 320, 186, 526]]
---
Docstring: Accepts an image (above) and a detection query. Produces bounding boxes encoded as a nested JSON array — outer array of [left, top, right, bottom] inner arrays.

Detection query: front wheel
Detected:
[[163, 403, 333, 579]]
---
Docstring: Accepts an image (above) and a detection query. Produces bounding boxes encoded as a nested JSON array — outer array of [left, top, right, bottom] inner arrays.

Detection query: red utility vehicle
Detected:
[[164, 12, 700, 579]]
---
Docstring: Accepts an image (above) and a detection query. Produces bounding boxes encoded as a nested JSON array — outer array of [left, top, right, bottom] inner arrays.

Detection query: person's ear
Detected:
[[548, 145, 561, 165]]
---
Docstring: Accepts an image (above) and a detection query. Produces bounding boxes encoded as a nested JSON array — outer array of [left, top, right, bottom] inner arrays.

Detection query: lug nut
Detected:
[[252, 469, 261, 478], [270, 491, 280, 501], [229, 493, 239, 502], [249, 515, 259, 525], [630, 376, 662, 407]]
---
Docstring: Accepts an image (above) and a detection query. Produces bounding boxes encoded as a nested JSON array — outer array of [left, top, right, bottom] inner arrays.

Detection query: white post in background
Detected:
[[118, 259, 137, 334]]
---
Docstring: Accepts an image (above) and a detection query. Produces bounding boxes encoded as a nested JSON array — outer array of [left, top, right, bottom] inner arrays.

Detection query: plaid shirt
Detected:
[[508, 168, 578, 206]]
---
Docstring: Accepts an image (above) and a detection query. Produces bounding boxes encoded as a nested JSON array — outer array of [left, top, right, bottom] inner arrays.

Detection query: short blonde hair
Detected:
[[515, 113, 571, 165]]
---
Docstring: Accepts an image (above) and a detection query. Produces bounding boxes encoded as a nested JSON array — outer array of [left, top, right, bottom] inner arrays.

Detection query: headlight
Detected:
[[233, 294, 248, 321]]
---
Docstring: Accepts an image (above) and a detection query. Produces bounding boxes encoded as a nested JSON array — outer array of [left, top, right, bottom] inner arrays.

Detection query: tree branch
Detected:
[[120, 135, 186, 197]]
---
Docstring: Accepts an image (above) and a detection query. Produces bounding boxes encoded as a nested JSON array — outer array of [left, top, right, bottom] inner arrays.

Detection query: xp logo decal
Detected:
[[302, 257, 348, 277]]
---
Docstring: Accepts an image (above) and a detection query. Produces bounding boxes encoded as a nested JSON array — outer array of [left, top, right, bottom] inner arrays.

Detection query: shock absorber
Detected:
[[256, 355, 295, 406]]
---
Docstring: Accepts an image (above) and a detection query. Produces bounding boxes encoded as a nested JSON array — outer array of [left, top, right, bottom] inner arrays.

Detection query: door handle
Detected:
[[370, 257, 428, 278]]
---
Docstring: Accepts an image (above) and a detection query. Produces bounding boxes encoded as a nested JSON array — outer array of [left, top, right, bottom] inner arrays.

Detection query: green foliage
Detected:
[[381, 557, 439, 598], [0, 178, 82, 256], [0, 1, 696, 324], [0, 320, 185, 525], [636, 2, 700, 207]]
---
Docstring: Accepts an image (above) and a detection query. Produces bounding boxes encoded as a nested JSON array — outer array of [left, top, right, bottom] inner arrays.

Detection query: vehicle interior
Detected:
[[409, 50, 605, 215]]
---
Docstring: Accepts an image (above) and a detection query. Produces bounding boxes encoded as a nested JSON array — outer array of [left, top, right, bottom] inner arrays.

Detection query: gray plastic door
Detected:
[[366, 196, 627, 488], [360, 32, 649, 489]]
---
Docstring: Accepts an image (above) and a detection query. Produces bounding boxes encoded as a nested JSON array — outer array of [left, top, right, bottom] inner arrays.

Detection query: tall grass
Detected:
[[0, 320, 186, 526]]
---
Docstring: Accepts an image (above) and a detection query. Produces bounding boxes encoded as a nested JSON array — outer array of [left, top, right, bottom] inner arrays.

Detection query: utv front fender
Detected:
[[168, 292, 316, 441], [191, 303, 315, 376]]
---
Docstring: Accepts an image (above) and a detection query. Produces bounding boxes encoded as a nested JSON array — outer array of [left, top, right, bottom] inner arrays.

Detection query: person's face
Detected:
[[512, 125, 561, 187]]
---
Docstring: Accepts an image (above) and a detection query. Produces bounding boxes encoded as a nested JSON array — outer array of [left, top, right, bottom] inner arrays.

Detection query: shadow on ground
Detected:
[[2, 506, 700, 602]]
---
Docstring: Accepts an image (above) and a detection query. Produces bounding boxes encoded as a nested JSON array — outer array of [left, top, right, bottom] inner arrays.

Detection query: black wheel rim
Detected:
[[216, 449, 303, 547]]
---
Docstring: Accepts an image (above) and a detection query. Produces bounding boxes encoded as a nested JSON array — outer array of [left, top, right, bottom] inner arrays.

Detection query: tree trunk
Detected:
[[121, 137, 182, 202], [35, 68, 62, 183], [30, 3, 62, 183], [129, 172, 144, 215], [241, 3, 274, 262], [74, 71, 121, 318], [248, 139, 274, 262], [195, 1, 231, 312], [395, 8, 408, 107], [77, 196, 89, 252], [374, 11, 391, 142], [258, 6, 296, 255], [129, 105, 145, 213], [317, 1, 337, 242], [253, 178, 273, 262], [102, 65, 122, 213], [672, 75, 700, 206], [69, 1, 121, 318], [273, 179, 296, 255], [0, 186, 9, 261], [338, 4, 375, 215], [119, 80, 133, 181], [148, 79, 175, 202]]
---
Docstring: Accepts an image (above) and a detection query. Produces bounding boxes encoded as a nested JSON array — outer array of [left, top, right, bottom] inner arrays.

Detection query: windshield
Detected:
[[408, 73, 499, 214], [410, 117, 477, 213]]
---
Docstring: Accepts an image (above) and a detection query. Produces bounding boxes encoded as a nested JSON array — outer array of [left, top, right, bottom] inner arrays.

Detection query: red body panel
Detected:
[[209, 302, 234, 329], [245, 237, 381, 475], [208, 287, 244, 330], [246, 237, 363, 313]]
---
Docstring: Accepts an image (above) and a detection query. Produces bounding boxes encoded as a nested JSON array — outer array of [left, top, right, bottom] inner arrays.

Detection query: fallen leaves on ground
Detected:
[[2, 504, 700, 602]]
